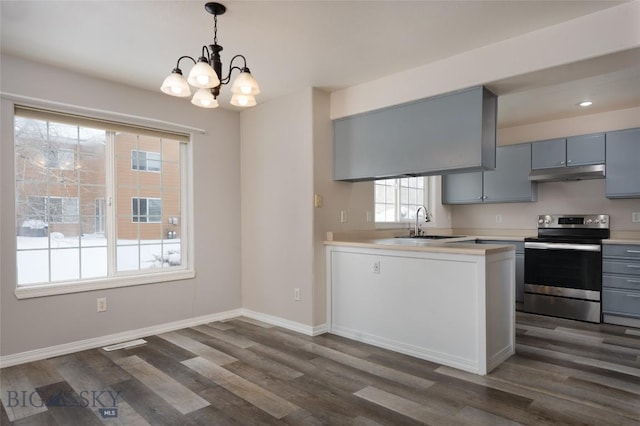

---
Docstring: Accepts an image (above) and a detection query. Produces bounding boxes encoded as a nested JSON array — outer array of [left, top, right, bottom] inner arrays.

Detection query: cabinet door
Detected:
[[567, 133, 605, 166], [483, 144, 536, 202], [603, 289, 640, 318], [441, 171, 483, 204], [606, 128, 640, 198], [531, 138, 566, 169]]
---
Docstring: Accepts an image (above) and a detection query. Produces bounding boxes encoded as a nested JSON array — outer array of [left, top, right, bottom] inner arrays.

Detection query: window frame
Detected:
[[374, 176, 434, 227], [11, 103, 195, 299]]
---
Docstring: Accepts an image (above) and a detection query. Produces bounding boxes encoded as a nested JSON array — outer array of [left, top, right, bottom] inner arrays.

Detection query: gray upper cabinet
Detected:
[[567, 133, 605, 166], [333, 86, 496, 181], [531, 134, 604, 169], [606, 128, 640, 198], [442, 143, 536, 204], [442, 172, 483, 204], [484, 143, 536, 202], [531, 138, 566, 169]]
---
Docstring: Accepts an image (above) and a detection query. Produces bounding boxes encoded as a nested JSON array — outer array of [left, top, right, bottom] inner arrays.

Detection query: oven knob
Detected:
[[600, 217, 608, 224], [586, 219, 593, 224], [538, 218, 544, 224], [544, 218, 551, 225]]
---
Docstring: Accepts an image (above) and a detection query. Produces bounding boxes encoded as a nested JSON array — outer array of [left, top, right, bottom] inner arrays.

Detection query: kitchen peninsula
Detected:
[[325, 235, 515, 375]]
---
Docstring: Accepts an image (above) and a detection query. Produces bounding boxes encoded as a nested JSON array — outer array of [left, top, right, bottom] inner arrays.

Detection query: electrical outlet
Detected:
[[495, 214, 502, 224], [373, 261, 380, 274], [340, 210, 348, 223], [314, 194, 323, 208], [294, 288, 301, 301], [97, 297, 107, 312], [633, 212, 640, 223], [366, 211, 372, 222]]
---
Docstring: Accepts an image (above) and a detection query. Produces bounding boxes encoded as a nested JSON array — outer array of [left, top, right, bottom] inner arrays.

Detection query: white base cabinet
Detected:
[[326, 245, 515, 375]]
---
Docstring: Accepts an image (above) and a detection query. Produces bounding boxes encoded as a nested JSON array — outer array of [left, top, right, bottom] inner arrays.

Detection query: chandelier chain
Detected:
[[213, 14, 218, 45]]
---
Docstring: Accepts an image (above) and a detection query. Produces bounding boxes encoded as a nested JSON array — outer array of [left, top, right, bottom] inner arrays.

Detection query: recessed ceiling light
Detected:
[[578, 101, 593, 107]]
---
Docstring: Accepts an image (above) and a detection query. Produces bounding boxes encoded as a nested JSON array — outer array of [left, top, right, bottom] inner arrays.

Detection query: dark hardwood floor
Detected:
[[2, 312, 639, 425]]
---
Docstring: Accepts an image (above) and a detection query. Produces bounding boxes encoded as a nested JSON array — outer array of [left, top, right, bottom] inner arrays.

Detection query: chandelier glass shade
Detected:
[[161, 2, 259, 109]]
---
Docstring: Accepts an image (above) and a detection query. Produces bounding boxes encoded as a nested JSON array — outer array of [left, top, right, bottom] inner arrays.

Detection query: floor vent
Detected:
[[102, 339, 147, 351]]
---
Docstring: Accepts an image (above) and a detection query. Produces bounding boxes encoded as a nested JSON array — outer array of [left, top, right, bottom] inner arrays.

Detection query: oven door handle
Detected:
[[524, 242, 601, 252]]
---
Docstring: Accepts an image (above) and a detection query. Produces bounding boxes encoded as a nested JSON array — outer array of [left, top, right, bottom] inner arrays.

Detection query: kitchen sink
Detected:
[[395, 235, 465, 240]]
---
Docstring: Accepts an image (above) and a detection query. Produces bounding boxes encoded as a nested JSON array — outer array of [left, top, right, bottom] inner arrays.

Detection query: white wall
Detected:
[[240, 88, 315, 325], [0, 55, 242, 357]]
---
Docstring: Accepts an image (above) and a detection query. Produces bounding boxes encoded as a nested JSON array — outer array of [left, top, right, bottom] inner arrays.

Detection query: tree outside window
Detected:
[[14, 110, 187, 287]]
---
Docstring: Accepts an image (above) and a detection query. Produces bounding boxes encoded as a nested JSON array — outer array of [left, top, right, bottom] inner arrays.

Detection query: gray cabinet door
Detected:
[[441, 171, 483, 204], [531, 138, 566, 169], [567, 133, 605, 166], [605, 128, 640, 198], [484, 144, 536, 202], [442, 144, 536, 204]]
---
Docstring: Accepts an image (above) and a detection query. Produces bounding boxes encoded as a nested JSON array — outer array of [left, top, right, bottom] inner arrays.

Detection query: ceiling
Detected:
[[1, 1, 639, 128]]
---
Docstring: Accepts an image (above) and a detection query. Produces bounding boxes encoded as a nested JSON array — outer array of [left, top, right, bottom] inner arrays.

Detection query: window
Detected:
[[28, 196, 79, 224], [131, 150, 161, 172], [14, 106, 191, 292], [132, 197, 162, 223], [375, 177, 428, 223]]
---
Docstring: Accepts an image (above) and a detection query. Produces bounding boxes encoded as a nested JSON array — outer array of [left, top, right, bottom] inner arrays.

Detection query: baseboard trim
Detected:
[[603, 314, 640, 329], [0, 309, 242, 368], [0, 308, 328, 368], [241, 309, 328, 336]]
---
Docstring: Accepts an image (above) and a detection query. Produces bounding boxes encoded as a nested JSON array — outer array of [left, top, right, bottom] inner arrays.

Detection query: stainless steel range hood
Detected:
[[528, 164, 605, 182]]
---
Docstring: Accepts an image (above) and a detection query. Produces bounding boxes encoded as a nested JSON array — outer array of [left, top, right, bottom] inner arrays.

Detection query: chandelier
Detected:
[[160, 2, 260, 108]]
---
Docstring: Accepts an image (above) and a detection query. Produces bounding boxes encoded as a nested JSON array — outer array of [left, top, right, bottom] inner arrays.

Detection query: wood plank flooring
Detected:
[[1, 312, 639, 425]]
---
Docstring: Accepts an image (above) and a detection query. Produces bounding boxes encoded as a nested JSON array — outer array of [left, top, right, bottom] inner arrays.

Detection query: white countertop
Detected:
[[325, 236, 514, 255]]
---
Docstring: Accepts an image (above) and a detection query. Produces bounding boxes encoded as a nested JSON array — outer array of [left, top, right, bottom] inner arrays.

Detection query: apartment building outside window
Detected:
[[14, 106, 191, 293], [131, 149, 161, 172]]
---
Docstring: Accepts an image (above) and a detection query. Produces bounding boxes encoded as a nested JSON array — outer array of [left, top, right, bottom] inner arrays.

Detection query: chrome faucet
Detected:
[[415, 205, 431, 236]]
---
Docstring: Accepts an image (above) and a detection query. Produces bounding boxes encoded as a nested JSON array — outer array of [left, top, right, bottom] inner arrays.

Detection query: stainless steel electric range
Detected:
[[524, 214, 610, 323]]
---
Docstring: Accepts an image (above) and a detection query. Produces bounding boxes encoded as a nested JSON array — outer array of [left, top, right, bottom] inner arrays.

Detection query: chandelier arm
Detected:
[[220, 55, 249, 84], [175, 55, 197, 69], [201, 45, 211, 59]]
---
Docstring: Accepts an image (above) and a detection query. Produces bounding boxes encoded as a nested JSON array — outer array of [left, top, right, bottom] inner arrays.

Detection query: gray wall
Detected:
[[0, 55, 242, 356], [240, 88, 315, 326]]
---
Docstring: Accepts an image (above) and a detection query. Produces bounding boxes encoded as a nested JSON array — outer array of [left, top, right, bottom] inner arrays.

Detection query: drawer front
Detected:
[[603, 244, 640, 260], [602, 260, 640, 277], [477, 240, 524, 253], [603, 274, 640, 291], [602, 289, 640, 318]]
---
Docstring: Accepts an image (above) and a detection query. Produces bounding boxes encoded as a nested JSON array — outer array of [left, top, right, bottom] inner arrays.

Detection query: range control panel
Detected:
[[537, 214, 609, 229]]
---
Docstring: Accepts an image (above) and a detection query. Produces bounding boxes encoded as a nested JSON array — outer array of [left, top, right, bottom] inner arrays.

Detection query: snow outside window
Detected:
[[14, 108, 190, 289], [374, 177, 429, 223]]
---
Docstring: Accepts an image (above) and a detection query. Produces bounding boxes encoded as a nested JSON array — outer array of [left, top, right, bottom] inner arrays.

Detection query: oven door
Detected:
[[524, 241, 602, 298]]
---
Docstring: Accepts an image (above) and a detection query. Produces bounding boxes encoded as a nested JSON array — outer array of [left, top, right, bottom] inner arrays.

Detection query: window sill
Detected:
[[14, 269, 196, 299]]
